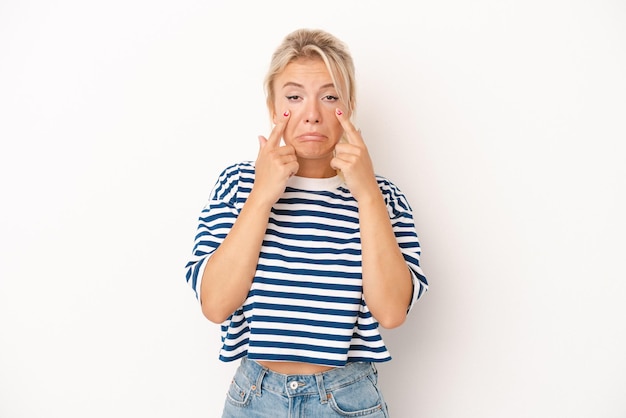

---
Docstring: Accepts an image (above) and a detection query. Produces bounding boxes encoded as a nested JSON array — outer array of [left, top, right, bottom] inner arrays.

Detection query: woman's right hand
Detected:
[[253, 110, 299, 206], [200, 110, 296, 324]]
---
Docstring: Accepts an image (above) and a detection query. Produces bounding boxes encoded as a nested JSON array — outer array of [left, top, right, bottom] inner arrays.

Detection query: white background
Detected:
[[1, 1, 625, 417]]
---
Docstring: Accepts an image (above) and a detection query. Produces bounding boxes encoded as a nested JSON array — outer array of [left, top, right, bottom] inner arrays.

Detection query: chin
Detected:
[[295, 144, 333, 156]]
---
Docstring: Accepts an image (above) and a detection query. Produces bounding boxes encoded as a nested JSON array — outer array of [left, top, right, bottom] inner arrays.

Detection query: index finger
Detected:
[[266, 110, 291, 148], [335, 108, 364, 145]]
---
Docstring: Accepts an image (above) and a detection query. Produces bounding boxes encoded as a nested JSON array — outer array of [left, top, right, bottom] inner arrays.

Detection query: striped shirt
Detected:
[[185, 161, 428, 367]]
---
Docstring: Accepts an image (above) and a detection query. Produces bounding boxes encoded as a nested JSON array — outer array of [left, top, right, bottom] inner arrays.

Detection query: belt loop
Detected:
[[315, 373, 328, 404], [255, 366, 268, 396], [241, 357, 269, 396]]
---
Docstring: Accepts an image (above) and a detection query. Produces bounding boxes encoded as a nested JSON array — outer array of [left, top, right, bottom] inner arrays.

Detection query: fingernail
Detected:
[[335, 108, 343, 116], [283, 110, 290, 117]]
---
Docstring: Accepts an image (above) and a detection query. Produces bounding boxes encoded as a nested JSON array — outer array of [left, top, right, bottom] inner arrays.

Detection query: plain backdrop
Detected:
[[1, 1, 625, 417]]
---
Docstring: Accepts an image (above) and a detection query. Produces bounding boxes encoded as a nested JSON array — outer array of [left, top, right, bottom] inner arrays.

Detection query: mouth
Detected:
[[296, 132, 326, 141]]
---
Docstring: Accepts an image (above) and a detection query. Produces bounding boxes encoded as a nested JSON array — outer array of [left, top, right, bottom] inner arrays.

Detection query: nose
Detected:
[[304, 101, 321, 124]]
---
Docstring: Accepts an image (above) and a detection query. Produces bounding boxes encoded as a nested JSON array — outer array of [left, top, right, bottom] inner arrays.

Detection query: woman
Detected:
[[185, 28, 428, 417]]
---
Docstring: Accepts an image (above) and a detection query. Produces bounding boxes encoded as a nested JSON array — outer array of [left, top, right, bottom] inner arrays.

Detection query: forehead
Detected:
[[276, 57, 333, 87]]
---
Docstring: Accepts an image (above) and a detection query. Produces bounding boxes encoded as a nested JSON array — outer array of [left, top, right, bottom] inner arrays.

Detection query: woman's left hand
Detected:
[[331, 108, 380, 202]]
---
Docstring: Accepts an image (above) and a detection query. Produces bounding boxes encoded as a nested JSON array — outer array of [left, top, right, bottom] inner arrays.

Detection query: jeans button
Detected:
[[289, 381, 298, 390]]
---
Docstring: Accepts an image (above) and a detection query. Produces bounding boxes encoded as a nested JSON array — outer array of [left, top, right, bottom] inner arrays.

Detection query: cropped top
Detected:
[[185, 161, 428, 367]]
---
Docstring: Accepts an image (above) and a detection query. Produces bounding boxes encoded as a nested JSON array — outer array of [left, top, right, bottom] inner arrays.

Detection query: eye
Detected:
[[286, 95, 301, 101], [323, 95, 339, 101]]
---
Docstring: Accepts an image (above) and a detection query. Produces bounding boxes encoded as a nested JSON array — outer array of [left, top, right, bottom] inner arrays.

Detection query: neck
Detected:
[[296, 159, 337, 178]]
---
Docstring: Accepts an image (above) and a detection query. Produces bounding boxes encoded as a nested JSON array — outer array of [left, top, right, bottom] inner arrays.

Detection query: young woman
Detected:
[[185, 28, 428, 417]]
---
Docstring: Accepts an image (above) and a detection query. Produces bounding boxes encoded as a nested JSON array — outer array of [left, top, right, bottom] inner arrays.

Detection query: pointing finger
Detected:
[[335, 108, 364, 145], [265, 110, 291, 148]]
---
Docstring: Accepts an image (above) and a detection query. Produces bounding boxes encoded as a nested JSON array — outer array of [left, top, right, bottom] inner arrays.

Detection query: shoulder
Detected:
[[215, 161, 256, 183], [210, 161, 255, 200], [375, 174, 406, 199], [217, 161, 255, 179], [374, 174, 413, 214]]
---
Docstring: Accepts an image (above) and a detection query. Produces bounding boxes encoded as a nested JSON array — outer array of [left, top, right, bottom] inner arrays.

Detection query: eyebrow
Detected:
[[281, 82, 336, 90]]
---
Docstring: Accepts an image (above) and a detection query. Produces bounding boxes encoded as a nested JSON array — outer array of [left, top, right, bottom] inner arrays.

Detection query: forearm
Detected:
[[358, 193, 413, 329], [200, 193, 273, 323]]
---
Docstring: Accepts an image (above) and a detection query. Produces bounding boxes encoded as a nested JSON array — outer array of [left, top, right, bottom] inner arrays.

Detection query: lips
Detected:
[[297, 132, 326, 141]]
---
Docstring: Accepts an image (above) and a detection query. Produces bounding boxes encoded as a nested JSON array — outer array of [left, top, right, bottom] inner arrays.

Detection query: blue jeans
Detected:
[[221, 357, 390, 417]]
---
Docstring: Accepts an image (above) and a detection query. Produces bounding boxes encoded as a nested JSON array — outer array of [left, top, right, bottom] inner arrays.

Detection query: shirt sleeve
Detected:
[[184, 163, 246, 303], [378, 177, 429, 313]]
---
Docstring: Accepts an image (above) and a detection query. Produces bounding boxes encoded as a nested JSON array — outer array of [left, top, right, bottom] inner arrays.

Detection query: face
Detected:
[[272, 57, 346, 167]]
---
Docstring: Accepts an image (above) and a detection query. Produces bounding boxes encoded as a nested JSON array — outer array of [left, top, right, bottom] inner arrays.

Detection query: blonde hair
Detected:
[[264, 28, 356, 120]]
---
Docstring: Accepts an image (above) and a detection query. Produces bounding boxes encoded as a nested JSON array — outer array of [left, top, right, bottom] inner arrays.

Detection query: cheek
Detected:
[[272, 97, 288, 123], [329, 118, 344, 138], [272, 107, 283, 124], [281, 121, 296, 144], [272, 98, 298, 124]]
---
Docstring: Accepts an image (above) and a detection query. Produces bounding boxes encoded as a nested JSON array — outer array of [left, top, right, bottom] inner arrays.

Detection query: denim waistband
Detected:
[[238, 357, 376, 402]]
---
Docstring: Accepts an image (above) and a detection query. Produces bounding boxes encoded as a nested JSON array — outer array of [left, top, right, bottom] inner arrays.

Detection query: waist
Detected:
[[239, 357, 377, 395], [257, 360, 335, 375]]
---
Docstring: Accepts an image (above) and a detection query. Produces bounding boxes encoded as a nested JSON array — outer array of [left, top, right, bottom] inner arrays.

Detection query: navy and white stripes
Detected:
[[185, 161, 427, 367]]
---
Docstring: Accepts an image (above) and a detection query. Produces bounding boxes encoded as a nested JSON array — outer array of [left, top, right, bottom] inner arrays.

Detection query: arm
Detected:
[[357, 190, 414, 328], [199, 111, 298, 323], [199, 194, 274, 323], [331, 108, 415, 329]]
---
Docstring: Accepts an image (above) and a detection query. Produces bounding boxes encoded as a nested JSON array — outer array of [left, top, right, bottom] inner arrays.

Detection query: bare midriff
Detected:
[[257, 360, 335, 375]]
